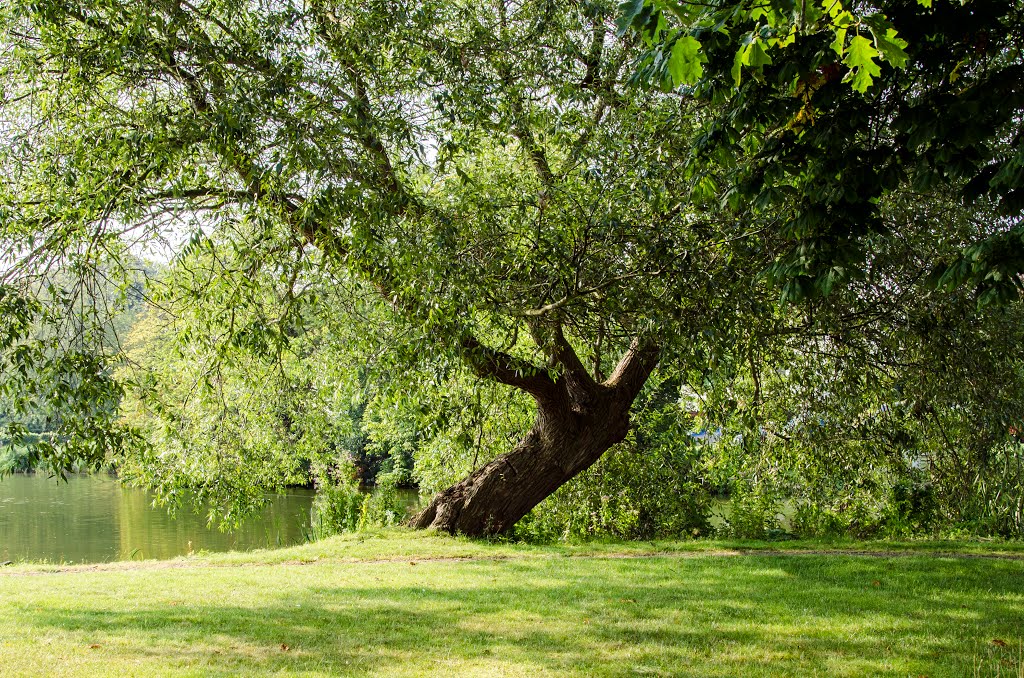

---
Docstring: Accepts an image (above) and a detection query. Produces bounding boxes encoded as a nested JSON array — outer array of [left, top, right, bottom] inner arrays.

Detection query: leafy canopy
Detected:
[[1, 0, 762, 472], [620, 0, 1024, 304], [0, 0, 1021, 525]]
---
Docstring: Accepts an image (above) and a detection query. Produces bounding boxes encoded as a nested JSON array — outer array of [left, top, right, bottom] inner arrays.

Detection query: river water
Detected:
[[0, 473, 317, 564]]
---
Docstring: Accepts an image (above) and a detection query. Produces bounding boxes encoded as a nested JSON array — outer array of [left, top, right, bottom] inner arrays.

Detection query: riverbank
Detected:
[[1, 530, 1022, 676]]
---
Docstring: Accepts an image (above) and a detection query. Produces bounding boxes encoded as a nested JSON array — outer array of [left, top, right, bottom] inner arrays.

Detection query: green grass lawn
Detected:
[[1, 530, 1022, 676]]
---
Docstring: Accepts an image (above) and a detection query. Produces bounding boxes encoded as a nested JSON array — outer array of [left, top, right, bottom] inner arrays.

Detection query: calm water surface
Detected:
[[0, 473, 316, 564]]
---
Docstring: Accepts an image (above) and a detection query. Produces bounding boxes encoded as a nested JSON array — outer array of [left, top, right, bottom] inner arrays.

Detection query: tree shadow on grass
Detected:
[[13, 555, 1024, 676]]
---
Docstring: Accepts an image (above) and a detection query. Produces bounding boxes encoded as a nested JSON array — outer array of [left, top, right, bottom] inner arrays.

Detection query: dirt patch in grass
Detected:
[[4, 543, 1023, 578]]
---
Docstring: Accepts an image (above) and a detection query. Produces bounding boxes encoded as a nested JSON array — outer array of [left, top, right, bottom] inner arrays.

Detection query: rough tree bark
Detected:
[[412, 334, 659, 536]]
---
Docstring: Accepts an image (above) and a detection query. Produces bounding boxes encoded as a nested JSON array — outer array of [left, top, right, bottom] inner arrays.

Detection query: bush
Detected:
[[719, 488, 788, 540], [311, 473, 365, 538], [311, 464, 413, 538], [514, 434, 713, 542], [358, 468, 414, 530]]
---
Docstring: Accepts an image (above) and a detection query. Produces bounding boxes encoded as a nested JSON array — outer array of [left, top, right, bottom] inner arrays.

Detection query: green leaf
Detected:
[[822, 0, 845, 20], [773, 25, 797, 49], [616, 0, 647, 36], [845, 34, 879, 69], [830, 27, 847, 57], [871, 26, 909, 68], [800, 2, 824, 27], [843, 34, 882, 92], [743, 40, 774, 68], [732, 48, 744, 86], [668, 36, 707, 85]]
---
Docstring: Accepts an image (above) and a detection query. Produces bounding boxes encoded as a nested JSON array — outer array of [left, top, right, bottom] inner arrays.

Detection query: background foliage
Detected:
[[0, 0, 1022, 539]]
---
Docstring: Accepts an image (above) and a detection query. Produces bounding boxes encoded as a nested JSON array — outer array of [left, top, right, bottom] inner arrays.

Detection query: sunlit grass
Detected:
[[1, 529, 1022, 676]]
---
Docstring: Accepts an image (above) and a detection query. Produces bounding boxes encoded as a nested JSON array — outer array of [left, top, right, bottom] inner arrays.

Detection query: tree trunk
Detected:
[[411, 338, 659, 537]]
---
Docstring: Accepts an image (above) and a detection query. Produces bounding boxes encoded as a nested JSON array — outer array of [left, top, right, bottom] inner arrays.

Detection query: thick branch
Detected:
[[512, 117, 554, 187], [142, 187, 298, 205], [604, 338, 660, 400], [565, 31, 632, 170], [502, 78, 554, 189], [459, 335, 556, 400], [347, 63, 406, 199], [538, 319, 596, 376], [526, 318, 599, 401], [580, 19, 605, 89]]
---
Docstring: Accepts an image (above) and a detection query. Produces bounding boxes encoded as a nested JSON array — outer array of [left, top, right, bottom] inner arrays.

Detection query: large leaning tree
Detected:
[[1, 0, 1021, 535]]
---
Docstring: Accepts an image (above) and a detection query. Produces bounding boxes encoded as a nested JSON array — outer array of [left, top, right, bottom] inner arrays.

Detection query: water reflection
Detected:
[[0, 474, 316, 564]]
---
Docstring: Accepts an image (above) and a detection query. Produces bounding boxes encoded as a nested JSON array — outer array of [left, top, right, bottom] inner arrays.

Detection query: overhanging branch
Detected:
[[459, 335, 556, 400]]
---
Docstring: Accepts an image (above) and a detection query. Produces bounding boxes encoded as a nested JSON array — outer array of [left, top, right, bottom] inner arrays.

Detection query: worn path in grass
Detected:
[[1, 530, 1022, 676], [4, 546, 1024, 578]]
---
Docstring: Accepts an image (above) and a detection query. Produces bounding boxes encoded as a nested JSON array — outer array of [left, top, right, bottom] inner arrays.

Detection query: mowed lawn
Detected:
[[0, 531, 1022, 677]]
